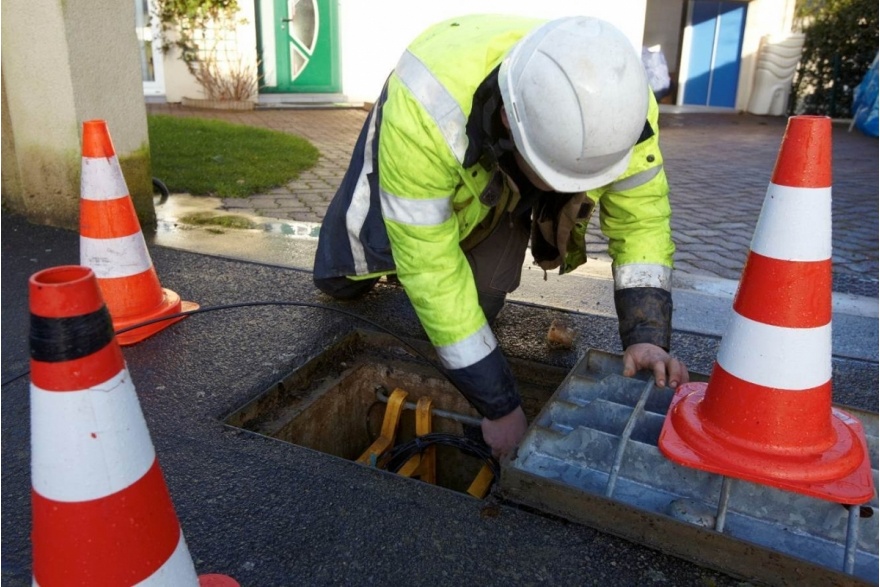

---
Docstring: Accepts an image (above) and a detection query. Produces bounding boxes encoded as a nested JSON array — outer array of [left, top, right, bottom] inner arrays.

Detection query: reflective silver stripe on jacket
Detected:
[[380, 189, 452, 226], [346, 107, 379, 275], [394, 50, 468, 164], [435, 323, 497, 370], [607, 165, 663, 192], [613, 263, 673, 291]]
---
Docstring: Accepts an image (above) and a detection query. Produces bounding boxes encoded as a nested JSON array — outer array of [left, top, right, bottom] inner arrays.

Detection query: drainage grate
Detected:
[[502, 350, 879, 586]]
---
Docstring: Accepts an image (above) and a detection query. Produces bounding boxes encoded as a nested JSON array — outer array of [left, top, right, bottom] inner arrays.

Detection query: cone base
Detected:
[[659, 383, 875, 503], [199, 574, 240, 587], [113, 289, 199, 346]]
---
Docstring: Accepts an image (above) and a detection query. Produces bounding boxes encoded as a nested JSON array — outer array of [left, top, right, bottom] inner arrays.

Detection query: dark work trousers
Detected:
[[314, 207, 531, 324]]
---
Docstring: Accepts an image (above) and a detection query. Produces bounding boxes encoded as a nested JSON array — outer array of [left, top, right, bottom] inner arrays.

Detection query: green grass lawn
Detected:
[[148, 115, 319, 198]]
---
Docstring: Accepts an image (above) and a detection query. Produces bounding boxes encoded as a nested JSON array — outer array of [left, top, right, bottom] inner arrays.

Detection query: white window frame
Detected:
[[136, 0, 166, 97]]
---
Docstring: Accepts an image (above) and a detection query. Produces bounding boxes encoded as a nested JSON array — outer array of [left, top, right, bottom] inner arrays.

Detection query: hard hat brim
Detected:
[[532, 147, 635, 193]]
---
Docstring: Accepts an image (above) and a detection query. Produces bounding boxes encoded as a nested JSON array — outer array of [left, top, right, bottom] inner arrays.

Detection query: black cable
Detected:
[[2, 301, 457, 392], [152, 177, 170, 206], [13, 300, 502, 494], [381, 432, 500, 482]]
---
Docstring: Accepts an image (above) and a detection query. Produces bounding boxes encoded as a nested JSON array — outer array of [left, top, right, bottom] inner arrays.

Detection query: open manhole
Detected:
[[224, 329, 878, 584], [225, 329, 569, 493]]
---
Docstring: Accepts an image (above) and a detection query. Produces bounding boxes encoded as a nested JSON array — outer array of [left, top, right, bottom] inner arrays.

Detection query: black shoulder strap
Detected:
[[636, 120, 654, 144]]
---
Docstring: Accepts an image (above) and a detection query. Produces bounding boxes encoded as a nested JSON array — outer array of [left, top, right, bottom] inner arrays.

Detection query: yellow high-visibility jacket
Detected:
[[314, 15, 675, 419]]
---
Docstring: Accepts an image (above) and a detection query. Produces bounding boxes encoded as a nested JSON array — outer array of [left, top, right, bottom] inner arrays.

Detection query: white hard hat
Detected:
[[499, 17, 650, 192]]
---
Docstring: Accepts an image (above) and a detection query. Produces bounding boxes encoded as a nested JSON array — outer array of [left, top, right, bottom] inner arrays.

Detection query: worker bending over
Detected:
[[314, 15, 690, 459]]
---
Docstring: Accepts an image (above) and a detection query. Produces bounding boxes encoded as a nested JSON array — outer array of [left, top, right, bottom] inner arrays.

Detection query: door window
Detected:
[[259, 0, 340, 93]]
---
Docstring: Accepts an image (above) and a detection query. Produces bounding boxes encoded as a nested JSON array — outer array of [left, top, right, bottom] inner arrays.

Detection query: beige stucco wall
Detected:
[[1, 75, 25, 214], [1, 0, 153, 230]]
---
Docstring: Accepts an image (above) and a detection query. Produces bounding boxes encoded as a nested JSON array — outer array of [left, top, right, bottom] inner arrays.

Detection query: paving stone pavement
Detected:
[[147, 103, 879, 297]]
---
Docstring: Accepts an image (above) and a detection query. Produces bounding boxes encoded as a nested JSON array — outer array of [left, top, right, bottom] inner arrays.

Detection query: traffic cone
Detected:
[[658, 116, 874, 504], [79, 119, 198, 345], [29, 265, 237, 586]]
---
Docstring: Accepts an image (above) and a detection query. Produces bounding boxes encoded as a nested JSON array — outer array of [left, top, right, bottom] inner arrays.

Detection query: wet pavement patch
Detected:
[[180, 211, 257, 230]]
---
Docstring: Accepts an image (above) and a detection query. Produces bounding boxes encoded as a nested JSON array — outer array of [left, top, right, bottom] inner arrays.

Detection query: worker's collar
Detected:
[[463, 66, 513, 170]]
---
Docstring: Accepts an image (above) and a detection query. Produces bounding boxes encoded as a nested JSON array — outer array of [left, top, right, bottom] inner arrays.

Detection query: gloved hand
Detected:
[[623, 342, 689, 389], [481, 405, 528, 461]]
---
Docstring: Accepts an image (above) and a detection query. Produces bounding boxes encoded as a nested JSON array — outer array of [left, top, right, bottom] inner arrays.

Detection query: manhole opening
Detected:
[[225, 329, 569, 493]]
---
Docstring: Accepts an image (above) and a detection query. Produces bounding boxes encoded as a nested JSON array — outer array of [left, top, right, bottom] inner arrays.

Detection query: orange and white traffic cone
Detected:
[[79, 119, 197, 345], [29, 265, 236, 586], [658, 116, 874, 504]]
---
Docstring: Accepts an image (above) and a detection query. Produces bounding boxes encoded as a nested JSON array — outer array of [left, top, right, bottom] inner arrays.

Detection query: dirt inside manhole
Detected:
[[225, 329, 568, 493]]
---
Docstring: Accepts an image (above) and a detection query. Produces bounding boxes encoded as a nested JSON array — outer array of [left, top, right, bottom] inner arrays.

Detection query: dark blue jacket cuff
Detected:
[[444, 346, 521, 420]]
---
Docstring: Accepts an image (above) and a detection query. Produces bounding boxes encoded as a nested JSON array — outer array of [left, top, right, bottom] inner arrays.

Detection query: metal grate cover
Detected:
[[501, 350, 879, 586]]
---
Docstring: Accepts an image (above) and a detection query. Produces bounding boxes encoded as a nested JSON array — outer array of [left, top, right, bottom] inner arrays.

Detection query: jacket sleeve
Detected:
[[378, 77, 521, 419], [593, 93, 675, 350]]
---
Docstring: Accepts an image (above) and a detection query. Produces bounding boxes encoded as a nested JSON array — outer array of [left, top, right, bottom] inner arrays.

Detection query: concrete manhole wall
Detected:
[[225, 330, 569, 492]]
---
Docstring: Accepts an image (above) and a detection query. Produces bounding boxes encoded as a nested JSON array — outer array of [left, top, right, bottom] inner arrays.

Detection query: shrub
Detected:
[[791, 0, 879, 117], [152, 0, 259, 101]]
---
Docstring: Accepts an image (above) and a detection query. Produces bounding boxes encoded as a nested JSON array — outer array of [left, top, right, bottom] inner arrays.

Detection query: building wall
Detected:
[[643, 0, 686, 76], [336, 1, 648, 103], [158, 1, 647, 105], [161, 1, 260, 104], [154, 0, 797, 112], [1, 0, 153, 230], [670, 0, 798, 111]]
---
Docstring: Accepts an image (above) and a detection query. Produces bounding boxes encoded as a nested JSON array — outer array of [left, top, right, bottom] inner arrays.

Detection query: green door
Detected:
[[259, 0, 340, 93]]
